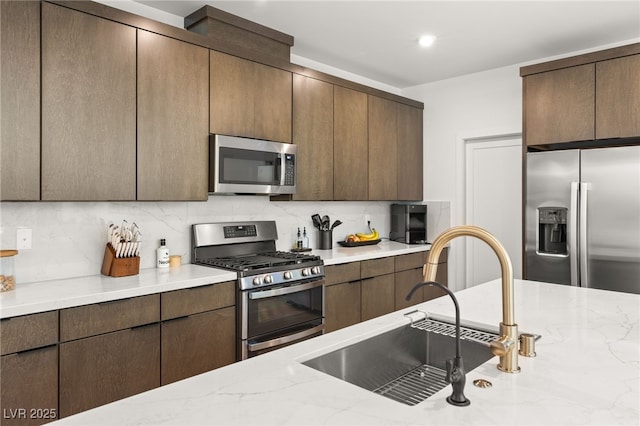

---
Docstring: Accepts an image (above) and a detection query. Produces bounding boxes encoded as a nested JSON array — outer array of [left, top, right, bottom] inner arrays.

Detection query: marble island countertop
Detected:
[[0, 240, 430, 318], [53, 279, 640, 426]]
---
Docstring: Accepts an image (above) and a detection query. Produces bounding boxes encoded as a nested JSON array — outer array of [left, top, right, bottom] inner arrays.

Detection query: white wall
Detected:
[[402, 65, 523, 291]]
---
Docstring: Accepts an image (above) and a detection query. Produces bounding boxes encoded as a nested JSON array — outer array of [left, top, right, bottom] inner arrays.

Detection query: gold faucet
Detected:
[[423, 225, 520, 373]]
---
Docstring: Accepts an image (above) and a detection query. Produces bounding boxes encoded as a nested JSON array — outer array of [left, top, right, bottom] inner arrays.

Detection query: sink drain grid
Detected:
[[373, 364, 448, 406], [410, 318, 499, 345]]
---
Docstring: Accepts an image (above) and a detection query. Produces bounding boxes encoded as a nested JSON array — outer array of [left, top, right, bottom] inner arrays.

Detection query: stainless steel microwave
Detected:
[[209, 134, 297, 195]]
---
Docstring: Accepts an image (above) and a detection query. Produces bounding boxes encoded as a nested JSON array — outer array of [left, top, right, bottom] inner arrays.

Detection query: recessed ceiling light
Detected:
[[418, 34, 436, 48]]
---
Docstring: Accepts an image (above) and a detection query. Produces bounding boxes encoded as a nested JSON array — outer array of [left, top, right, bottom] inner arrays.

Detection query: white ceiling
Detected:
[[135, 1, 640, 89]]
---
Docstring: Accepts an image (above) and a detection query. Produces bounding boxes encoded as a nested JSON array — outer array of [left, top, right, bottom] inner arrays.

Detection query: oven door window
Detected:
[[247, 281, 323, 338], [219, 147, 281, 185]]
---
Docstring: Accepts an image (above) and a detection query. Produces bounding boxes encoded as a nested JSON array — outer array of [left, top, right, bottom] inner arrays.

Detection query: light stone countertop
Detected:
[[0, 241, 430, 319], [0, 265, 237, 319], [52, 279, 640, 426]]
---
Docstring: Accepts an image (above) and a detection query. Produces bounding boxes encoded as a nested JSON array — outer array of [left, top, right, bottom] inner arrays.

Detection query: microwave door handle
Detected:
[[249, 279, 325, 299], [275, 155, 284, 185]]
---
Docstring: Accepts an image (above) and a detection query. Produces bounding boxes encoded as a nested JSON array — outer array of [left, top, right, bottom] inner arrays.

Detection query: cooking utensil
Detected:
[[311, 214, 323, 230], [330, 220, 343, 230], [321, 215, 330, 231]]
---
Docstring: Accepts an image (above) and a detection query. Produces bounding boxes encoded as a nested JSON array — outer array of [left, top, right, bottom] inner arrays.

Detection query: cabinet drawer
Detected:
[[0, 311, 58, 355], [361, 257, 394, 279], [161, 281, 235, 321], [325, 262, 360, 286], [60, 294, 159, 341], [394, 252, 426, 272]]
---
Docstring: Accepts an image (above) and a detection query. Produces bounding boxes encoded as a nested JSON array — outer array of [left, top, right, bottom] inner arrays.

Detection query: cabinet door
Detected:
[[596, 54, 640, 139], [161, 307, 236, 385], [324, 281, 361, 333], [368, 95, 397, 200], [254, 62, 292, 143], [59, 324, 160, 417], [361, 274, 395, 321], [1, 346, 58, 426], [397, 103, 423, 201], [292, 74, 334, 200], [137, 31, 209, 201], [41, 3, 136, 200], [395, 268, 425, 310], [0, 1, 40, 201], [334, 86, 368, 200], [524, 64, 594, 146], [210, 50, 254, 137]]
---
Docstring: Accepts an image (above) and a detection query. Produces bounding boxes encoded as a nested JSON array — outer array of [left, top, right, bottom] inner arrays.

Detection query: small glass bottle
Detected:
[[157, 239, 170, 268], [296, 228, 303, 249], [303, 227, 310, 249]]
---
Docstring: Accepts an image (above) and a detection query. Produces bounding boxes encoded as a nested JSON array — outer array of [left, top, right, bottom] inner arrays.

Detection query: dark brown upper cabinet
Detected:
[[137, 30, 209, 201], [210, 50, 292, 143], [1, 1, 41, 201], [291, 74, 334, 201], [334, 86, 368, 200], [595, 54, 640, 139], [397, 103, 423, 201], [41, 3, 137, 201], [522, 44, 640, 148], [524, 64, 595, 146], [368, 95, 398, 200]]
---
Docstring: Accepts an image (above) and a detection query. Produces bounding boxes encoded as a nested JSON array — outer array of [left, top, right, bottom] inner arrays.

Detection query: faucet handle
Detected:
[[490, 335, 515, 357]]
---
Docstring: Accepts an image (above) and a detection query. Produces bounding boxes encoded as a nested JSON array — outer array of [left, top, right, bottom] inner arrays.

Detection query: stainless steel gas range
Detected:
[[191, 221, 325, 360]]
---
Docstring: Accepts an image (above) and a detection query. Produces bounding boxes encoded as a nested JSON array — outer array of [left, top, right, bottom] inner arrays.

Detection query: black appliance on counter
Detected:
[[390, 204, 428, 244], [192, 221, 325, 360]]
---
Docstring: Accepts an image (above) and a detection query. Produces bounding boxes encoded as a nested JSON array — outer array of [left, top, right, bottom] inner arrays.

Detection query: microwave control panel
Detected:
[[284, 154, 295, 186]]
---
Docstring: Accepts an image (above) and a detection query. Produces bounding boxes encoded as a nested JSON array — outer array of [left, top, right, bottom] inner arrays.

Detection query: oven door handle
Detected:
[[247, 323, 325, 352], [248, 279, 325, 299]]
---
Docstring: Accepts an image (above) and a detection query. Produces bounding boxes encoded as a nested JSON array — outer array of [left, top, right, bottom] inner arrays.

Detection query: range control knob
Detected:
[[311, 266, 321, 275], [301, 268, 311, 276], [264, 275, 273, 284], [283, 271, 293, 280], [252, 277, 262, 286]]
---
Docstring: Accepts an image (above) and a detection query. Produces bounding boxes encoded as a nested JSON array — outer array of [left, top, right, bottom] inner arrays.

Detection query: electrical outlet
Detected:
[[17, 228, 32, 250], [364, 214, 371, 228]]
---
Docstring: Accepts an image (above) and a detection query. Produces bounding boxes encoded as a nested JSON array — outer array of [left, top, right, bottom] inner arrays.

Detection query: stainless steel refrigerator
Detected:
[[525, 145, 640, 294]]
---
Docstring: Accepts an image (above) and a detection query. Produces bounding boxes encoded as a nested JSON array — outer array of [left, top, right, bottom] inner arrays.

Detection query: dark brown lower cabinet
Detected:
[[161, 306, 236, 385], [324, 280, 361, 333], [394, 267, 425, 310], [361, 274, 395, 321], [0, 346, 58, 426], [59, 324, 160, 418], [394, 248, 449, 310]]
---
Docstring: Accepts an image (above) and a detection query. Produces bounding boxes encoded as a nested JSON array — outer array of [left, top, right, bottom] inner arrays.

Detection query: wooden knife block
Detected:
[[101, 243, 140, 277]]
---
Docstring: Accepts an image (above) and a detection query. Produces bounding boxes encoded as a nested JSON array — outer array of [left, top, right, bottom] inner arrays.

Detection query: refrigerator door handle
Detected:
[[579, 182, 590, 288], [569, 182, 580, 286]]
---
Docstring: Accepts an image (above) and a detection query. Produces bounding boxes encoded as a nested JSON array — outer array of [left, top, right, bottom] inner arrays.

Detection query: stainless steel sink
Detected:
[[302, 317, 497, 406]]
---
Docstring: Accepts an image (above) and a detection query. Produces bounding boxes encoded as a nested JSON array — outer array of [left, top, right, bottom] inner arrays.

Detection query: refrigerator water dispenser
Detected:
[[538, 208, 567, 255]]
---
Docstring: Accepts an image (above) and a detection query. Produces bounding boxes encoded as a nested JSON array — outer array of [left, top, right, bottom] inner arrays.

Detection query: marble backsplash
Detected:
[[0, 198, 449, 284]]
